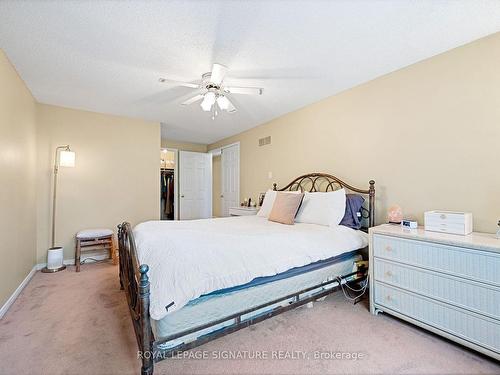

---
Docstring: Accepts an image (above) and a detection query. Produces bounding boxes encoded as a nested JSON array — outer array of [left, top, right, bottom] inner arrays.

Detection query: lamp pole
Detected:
[[52, 145, 70, 247], [43, 145, 74, 273]]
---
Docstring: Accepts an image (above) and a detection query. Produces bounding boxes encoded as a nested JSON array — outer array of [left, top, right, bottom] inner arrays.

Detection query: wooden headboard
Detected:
[[273, 172, 375, 229]]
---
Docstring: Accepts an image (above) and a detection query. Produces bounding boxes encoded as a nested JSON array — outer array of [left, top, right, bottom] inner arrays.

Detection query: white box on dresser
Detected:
[[369, 224, 500, 360], [424, 210, 473, 235]]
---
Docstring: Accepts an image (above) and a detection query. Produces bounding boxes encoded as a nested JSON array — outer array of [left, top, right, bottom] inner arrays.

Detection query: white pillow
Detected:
[[295, 189, 346, 226], [257, 190, 276, 217], [257, 189, 301, 218]]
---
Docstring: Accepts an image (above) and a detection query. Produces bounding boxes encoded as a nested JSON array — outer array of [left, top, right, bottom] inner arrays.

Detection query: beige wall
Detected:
[[0, 51, 37, 306], [36, 104, 160, 262], [210, 33, 500, 233], [161, 139, 207, 153]]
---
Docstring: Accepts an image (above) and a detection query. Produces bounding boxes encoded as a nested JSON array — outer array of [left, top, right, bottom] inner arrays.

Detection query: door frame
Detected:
[[161, 148, 179, 220], [220, 142, 240, 217]]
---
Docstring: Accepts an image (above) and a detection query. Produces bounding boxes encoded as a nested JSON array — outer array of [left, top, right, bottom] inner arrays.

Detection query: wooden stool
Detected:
[[75, 229, 117, 272]]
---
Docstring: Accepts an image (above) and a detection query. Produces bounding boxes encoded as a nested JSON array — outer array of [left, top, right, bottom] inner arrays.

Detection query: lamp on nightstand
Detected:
[[42, 145, 76, 273]]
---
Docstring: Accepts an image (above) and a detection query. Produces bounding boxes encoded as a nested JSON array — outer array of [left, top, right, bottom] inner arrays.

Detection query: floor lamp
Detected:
[[41, 145, 76, 273]]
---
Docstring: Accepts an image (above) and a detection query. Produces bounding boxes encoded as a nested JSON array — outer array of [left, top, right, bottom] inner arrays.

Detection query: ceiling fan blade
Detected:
[[181, 94, 204, 105], [159, 77, 199, 89], [224, 86, 263, 95], [210, 63, 228, 85]]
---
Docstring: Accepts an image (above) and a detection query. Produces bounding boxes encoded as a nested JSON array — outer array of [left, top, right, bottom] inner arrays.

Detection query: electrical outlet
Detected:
[[268, 171, 273, 179]]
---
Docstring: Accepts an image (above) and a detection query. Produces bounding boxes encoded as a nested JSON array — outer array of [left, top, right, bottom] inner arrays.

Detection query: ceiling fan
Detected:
[[159, 63, 263, 119]]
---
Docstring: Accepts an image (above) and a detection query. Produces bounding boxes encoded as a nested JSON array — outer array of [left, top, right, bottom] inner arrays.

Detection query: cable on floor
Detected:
[[80, 257, 110, 265], [336, 273, 369, 302]]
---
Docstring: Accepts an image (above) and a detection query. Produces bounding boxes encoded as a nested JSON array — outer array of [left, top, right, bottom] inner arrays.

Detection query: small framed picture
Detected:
[[258, 193, 266, 207]]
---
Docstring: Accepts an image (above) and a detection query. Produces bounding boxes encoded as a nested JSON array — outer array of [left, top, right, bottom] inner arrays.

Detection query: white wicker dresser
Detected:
[[369, 224, 500, 360]]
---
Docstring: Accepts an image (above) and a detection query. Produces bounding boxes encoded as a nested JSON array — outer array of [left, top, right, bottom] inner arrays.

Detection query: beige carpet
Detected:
[[0, 263, 498, 375]]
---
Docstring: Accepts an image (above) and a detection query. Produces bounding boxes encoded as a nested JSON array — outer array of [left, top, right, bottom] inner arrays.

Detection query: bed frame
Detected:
[[118, 173, 375, 375]]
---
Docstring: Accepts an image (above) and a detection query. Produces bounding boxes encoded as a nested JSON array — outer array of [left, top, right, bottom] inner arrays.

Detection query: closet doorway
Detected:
[[160, 148, 178, 220]]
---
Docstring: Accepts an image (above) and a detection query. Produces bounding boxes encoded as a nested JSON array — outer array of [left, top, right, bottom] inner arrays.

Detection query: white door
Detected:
[[179, 151, 212, 220], [221, 143, 240, 217]]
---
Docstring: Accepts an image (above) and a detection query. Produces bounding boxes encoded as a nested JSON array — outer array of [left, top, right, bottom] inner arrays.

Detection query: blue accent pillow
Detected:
[[340, 194, 365, 230]]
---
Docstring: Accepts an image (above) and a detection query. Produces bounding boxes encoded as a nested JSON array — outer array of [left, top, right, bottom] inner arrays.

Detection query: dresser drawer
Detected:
[[374, 283, 500, 354], [424, 222, 466, 236], [374, 259, 500, 320], [373, 235, 500, 287]]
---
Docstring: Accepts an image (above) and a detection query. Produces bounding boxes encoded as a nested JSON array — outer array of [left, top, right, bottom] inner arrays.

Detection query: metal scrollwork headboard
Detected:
[[273, 173, 375, 229]]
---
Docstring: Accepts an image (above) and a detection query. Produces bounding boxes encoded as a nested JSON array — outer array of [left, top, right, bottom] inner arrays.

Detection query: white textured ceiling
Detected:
[[1, 1, 499, 144]]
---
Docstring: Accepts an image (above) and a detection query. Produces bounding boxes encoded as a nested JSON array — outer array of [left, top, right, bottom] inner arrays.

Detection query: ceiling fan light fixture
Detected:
[[216, 95, 230, 110], [162, 64, 263, 115], [200, 101, 212, 112], [200, 92, 216, 111]]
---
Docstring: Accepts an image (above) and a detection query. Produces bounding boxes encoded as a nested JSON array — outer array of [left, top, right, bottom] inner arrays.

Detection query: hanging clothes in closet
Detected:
[[161, 169, 174, 220]]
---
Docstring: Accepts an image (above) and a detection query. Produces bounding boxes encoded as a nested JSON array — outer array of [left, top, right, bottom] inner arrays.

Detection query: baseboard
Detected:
[[0, 265, 37, 319], [36, 253, 110, 270]]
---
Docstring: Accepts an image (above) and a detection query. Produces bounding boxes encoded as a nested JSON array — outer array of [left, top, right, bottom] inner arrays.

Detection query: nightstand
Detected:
[[229, 207, 258, 216]]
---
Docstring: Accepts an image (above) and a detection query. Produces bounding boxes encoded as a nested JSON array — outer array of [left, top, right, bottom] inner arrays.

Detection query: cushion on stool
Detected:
[[76, 228, 113, 239]]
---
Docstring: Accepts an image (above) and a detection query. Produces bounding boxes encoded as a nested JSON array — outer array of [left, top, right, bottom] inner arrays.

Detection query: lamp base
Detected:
[[41, 265, 67, 273]]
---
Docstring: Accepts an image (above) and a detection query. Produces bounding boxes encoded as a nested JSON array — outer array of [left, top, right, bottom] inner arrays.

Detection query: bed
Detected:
[[118, 173, 375, 375]]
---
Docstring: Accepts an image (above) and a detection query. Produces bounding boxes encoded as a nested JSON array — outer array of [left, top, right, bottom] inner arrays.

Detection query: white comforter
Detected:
[[134, 216, 368, 320]]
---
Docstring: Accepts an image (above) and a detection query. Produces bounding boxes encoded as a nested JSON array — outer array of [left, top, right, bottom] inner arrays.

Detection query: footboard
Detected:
[[117, 222, 153, 375]]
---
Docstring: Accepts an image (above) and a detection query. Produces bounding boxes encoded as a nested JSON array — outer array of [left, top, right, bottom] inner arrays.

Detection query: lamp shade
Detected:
[[59, 150, 75, 167]]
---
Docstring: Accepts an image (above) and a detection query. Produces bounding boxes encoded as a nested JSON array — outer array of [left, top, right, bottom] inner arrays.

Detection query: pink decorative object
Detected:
[[387, 205, 403, 224]]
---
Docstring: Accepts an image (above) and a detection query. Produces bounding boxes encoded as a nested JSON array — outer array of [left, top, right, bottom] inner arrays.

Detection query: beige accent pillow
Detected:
[[268, 192, 305, 225], [257, 189, 301, 218]]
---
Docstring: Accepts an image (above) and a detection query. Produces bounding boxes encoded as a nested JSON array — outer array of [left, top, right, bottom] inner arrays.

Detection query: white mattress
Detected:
[[153, 253, 361, 348], [134, 216, 368, 320]]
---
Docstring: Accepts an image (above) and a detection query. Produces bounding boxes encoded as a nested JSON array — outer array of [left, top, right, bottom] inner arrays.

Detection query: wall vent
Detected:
[[258, 136, 271, 147]]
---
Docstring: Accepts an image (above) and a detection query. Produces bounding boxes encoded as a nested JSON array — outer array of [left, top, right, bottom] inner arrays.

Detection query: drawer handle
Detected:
[[385, 271, 393, 277], [385, 245, 392, 252], [440, 214, 447, 219], [385, 295, 392, 301]]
